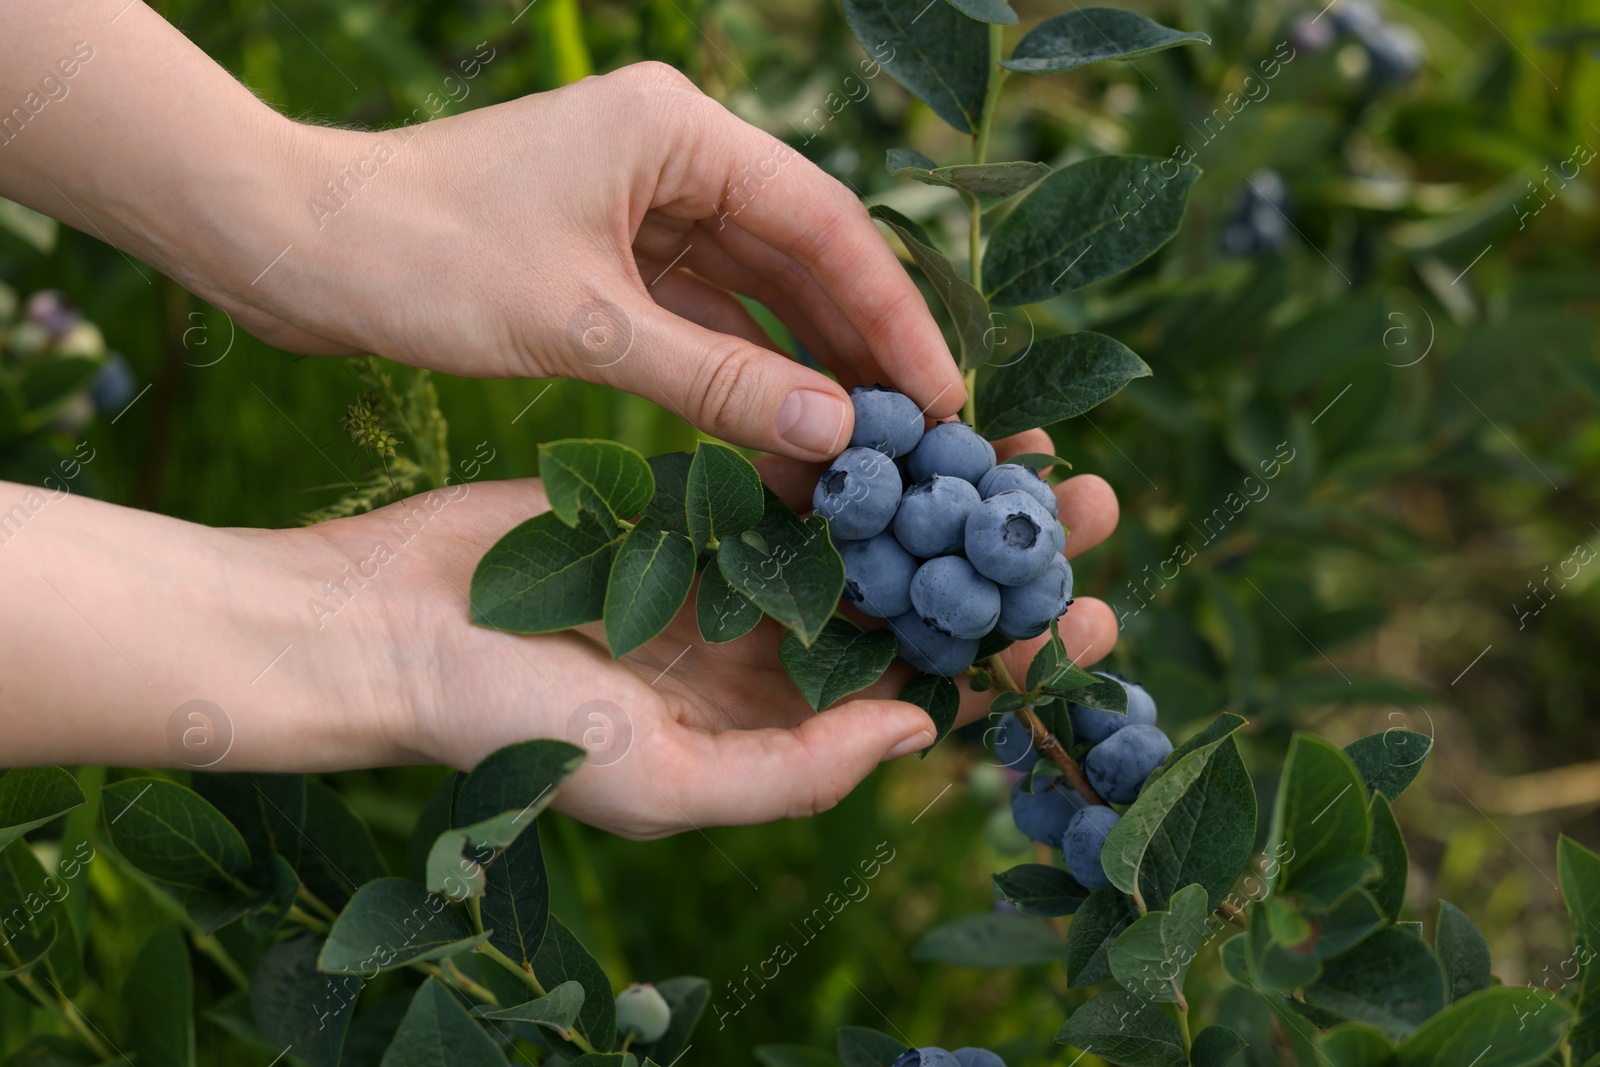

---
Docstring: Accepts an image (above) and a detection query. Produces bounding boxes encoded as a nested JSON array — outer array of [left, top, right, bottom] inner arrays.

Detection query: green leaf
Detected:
[[992, 863, 1090, 917], [1269, 734, 1372, 899], [297, 779, 388, 911], [1004, 451, 1073, 475], [1107, 883, 1210, 1003], [1026, 623, 1082, 691], [716, 488, 844, 647], [1560, 836, 1600, 1062], [1435, 901, 1491, 1003], [1245, 897, 1322, 990], [319, 878, 489, 973], [1149, 713, 1248, 783], [1392, 987, 1572, 1067], [380, 978, 508, 1067], [1002, 8, 1210, 74], [630, 976, 710, 1066], [1056, 989, 1186, 1067], [0, 768, 85, 852], [533, 916, 617, 1052], [481, 828, 550, 970], [1099, 735, 1256, 911], [869, 205, 991, 370], [124, 926, 193, 1067], [983, 155, 1200, 306], [603, 520, 696, 658], [1302, 926, 1446, 1038], [427, 739, 585, 898], [539, 439, 654, 526], [1368, 792, 1408, 920], [779, 618, 897, 711], [1318, 1024, 1395, 1067], [241, 852, 302, 936], [474, 979, 585, 1033], [1191, 1025, 1247, 1067], [686, 441, 764, 553], [900, 673, 961, 756], [941, 0, 1016, 24], [1344, 731, 1433, 801], [1312, 889, 1387, 960], [471, 509, 620, 634], [1062, 674, 1130, 713], [976, 332, 1152, 439], [1065, 886, 1137, 986], [0, 841, 82, 995], [911, 911, 1065, 967], [189, 773, 305, 873], [695, 563, 762, 643], [640, 452, 693, 535], [102, 778, 251, 892], [837, 1026, 906, 1067], [885, 148, 1047, 200], [842, 0, 988, 133], [250, 935, 353, 1067]]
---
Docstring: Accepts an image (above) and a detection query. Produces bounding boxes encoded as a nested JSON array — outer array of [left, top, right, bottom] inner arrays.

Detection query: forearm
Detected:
[[0, 2, 309, 312], [0, 480, 422, 770]]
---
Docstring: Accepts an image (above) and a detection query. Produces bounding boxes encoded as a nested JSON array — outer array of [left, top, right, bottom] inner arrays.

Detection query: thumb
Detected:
[[591, 296, 856, 461], [654, 699, 936, 829]]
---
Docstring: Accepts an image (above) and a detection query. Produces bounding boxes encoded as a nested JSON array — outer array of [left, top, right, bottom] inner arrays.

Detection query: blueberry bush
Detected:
[[3, 0, 1599, 1064]]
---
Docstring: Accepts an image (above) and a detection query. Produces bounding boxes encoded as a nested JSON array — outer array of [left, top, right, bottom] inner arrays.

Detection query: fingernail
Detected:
[[884, 729, 935, 761], [777, 390, 848, 456]]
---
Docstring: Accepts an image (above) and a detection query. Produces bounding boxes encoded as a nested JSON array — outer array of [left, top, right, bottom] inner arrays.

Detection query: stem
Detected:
[[286, 904, 329, 934], [1215, 899, 1247, 927], [621, 1033, 635, 1054], [297, 884, 339, 924], [478, 941, 603, 1056], [1177, 1001, 1192, 1051], [986, 653, 1108, 808], [193, 933, 251, 988], [468, 895, 484, 936], [9, 969, 111, 1061], [442, 957, 502, 1006], [962, 20, 1007, 429]]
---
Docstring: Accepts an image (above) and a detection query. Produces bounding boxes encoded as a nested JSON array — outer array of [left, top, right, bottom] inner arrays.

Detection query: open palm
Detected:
[[311, 428, 1118, 839]]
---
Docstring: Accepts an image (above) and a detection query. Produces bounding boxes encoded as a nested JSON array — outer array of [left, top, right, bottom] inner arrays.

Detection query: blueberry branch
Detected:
[[962, 21, 1008, 428], [986, 653, 1107, 807]]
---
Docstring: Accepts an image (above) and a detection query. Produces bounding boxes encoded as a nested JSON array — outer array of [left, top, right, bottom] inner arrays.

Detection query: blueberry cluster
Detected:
[[813, 386, 1072, 676], [893, 1045, 1005, 1067], [992, 675, 1172, 890]]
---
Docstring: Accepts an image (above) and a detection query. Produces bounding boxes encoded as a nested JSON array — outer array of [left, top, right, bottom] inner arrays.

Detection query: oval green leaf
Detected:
[[842, 0, 988, 133], [779, 617, 898, 711], [1003, 8, 1210, 74], [471, 509, 620, 634], [976, 332, 1151, 440], [603, 521, 696, 658], [539, 439, 653, 526], [102, 778, 251, 893], [982, 155, 1200, 306], [319, 877, 489, 974]]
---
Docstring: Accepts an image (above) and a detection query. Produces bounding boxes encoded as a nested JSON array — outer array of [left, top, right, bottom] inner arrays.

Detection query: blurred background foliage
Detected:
[[3, 0, 1599, 1063]]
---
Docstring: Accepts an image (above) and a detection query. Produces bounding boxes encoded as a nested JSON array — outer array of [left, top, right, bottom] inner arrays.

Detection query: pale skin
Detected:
[[0, 1, 1120, 837]]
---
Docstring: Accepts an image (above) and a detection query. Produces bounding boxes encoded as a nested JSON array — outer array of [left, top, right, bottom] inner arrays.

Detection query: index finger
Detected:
[[679, 108, 967, 419]]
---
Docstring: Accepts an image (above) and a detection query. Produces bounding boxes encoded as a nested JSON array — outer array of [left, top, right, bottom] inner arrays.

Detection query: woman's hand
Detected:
[[1, 4, 965, 460], [320, 427, 1118, 839]]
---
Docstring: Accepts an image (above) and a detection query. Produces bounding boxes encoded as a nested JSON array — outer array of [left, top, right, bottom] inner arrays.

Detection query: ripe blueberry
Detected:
[[894, 475, 981, 558], [89, 353, 136, 413], [615, 983, 672, 1042], [1061, 805, 1121, 891], [977, 463, 1058, 518], [964, 490, 1060, 586], [812, 446, 902, 540], [906, 421, 996, 486], [1083, 723, 1173, 804], [910, 556, 1001, 640], [892, 1050, 961, 1067], [1009, 776, 1088, 846], [1364, 23, 1424, 84], [837, 532, 917, 618], [990, 710, 1038, 771], [996, 555, 1073, 640], [888, 611, 979, 676], [848, 385, 925, 458], [1068, 673, 1157, 746]]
